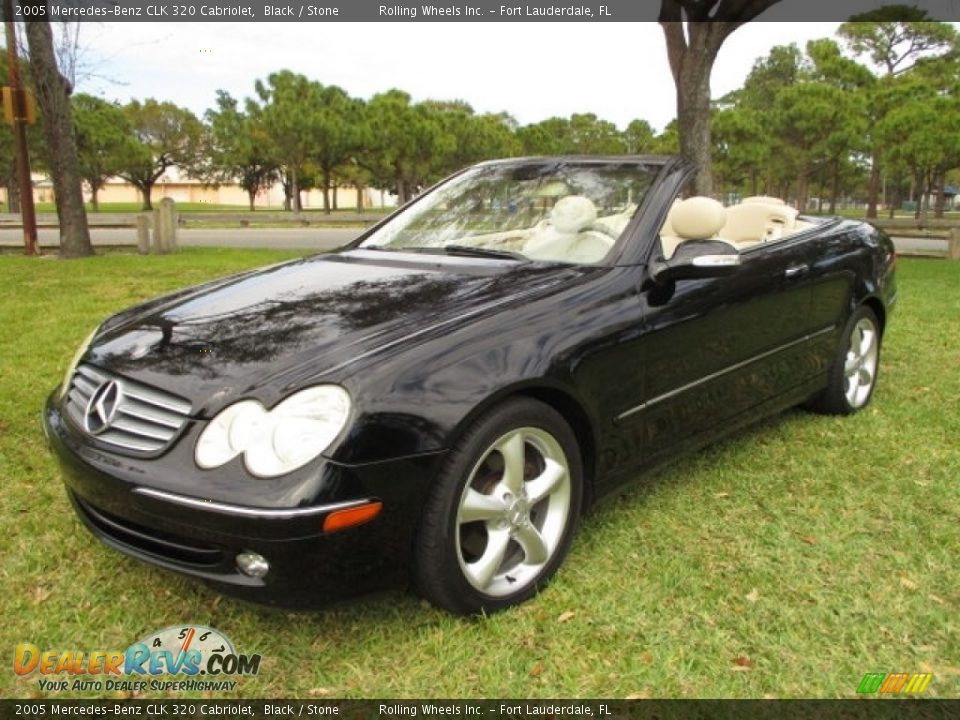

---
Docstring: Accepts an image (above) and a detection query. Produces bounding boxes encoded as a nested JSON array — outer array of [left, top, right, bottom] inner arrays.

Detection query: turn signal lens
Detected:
[[322, 502, 383, 534]]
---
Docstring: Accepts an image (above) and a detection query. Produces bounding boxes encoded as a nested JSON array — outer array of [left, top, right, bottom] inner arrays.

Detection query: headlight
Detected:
[[194, 385, 351, 478], [59, 325, 100, 399]]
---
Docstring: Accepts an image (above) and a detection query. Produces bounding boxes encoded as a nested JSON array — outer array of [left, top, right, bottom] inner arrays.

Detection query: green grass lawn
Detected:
[[809, 207, 960, 221], [27, 202, 392, 216], [1, 250, 957, 699]]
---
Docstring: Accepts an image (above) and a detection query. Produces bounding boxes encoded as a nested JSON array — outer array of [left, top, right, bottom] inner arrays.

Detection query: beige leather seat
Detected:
[[594, 202, 637, 238], [720, 202, 798, 247], [742, 195, 786, 206], [659, 196, 729, 258], [523, 195, 613, 263]]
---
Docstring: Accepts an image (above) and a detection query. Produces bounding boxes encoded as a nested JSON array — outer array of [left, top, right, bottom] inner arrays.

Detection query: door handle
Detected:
[[785, 264, 809, 279]]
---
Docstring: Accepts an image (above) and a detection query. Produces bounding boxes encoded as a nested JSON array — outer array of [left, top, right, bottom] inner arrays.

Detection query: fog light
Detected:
[[236, 551, 269, 578]]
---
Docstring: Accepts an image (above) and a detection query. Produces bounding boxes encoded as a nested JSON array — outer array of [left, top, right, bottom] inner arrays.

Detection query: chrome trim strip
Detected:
[[98, 432, 164, 453], [122, 388, 192, 415], [132, 487, 368, 519], [110, 417, 174, 442], [73, 374, 98, 394], [117, 405, 182, 429], [616, 324, 837, 422], [77, 365, 107, 382]]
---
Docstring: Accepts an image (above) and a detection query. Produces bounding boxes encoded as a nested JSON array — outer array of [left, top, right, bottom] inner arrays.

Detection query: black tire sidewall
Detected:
[[825, 306, 882, 415], [414, 398, 583, 615]]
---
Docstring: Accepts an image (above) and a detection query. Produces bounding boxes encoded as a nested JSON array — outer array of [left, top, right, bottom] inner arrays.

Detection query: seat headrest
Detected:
[[551, 196, 597, 234], [671, 196, 727, 240]]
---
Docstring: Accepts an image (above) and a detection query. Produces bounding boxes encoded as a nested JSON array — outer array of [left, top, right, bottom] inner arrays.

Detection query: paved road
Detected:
[[0, 227, 947, 256], [0, 227, 362, 251]]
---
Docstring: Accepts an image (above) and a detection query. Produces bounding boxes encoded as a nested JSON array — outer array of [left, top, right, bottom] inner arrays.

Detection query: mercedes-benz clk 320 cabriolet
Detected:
[[43, 156, 897, 614]]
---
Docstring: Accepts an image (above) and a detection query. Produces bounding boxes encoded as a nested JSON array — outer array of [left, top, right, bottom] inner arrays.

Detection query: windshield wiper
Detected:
[[362, 245, 527, 262], [440, 245, 528, 261]]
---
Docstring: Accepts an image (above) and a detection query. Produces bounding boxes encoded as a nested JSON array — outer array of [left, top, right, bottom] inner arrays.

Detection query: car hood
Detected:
[[85, 249, 577, 415]]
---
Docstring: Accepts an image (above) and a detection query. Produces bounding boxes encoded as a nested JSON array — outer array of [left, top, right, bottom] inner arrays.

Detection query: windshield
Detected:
[[359, 161, 659, 264]]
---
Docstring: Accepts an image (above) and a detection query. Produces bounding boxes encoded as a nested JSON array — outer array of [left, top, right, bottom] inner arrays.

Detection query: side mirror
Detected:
[[650, 239, 741, 284]]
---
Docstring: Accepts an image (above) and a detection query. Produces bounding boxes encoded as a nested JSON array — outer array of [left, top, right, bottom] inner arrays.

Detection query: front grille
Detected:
[[64, 364, 192, 455]]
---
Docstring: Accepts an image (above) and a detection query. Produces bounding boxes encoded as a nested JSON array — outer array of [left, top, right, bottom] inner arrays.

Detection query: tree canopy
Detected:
[[117, 99, 204, 210], [17, 10, 959, 226]]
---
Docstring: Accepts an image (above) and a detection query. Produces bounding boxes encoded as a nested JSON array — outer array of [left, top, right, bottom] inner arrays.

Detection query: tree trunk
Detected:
[[248, 189, 256, 211], [24, 17, 92, 257], [356, 185, 365, 214], [674, 47, 716, 196], [291, 166, 301, 213], [912, 172, 921, 221], [865, 154, 880, 219], [140, 183, 153, 211], [919, 171, 931, 227], [322, 176, 331, 215], [816, 163, 825, 214], [661, 22, 732, 197], [934, 170, 946, 219], [332, 183, 338, 211], [90, 184, 99, 212], [796, 169, 809, 214], [829, 160, 840, 215]]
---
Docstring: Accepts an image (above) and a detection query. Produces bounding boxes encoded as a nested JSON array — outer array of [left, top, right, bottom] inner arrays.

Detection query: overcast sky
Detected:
[[74, 22, 846, 132]]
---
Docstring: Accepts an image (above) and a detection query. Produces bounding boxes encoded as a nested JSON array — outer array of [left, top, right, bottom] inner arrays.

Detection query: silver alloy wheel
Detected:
[[844, 317, 879, 408], [454, 426, 571, 597]]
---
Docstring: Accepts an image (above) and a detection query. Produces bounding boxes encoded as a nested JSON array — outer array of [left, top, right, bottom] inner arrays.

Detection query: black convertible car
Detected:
[[43, 156, 897, 614]]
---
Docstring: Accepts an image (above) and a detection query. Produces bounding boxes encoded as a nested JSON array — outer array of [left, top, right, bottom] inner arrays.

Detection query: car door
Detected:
[[615, 234, 817, 466]]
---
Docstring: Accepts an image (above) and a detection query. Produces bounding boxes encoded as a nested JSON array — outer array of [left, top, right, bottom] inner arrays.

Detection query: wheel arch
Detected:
[[447, 381, 599, 508], [862, 295, 886, 336]]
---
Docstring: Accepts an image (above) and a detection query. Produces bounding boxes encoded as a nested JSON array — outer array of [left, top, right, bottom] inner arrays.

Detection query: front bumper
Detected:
[[43, 394, 445, 607]]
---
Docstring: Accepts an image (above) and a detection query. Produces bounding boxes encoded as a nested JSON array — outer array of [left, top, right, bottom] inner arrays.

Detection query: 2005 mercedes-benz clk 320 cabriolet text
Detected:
[[43, 156, 897, 614]]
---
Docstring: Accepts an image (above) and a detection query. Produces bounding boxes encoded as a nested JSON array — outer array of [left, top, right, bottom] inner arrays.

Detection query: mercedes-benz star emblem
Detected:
[[84, 380, 123, 435]]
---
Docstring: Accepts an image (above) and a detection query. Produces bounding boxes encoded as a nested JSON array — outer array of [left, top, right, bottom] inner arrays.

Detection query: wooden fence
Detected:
[[868, 219, 960, 260], [1, 210, 956, 258], [0, 211, 383, 229]]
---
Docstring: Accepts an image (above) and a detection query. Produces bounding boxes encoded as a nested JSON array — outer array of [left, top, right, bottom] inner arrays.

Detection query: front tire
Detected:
[[809, 305, 882, 415], [414, 398, 583, 615]]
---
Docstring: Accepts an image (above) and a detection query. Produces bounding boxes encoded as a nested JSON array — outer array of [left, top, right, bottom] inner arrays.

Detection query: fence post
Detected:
[[136, 214, 151, 255], [950, 228, 960, 261], [152, 198, 177, 254]]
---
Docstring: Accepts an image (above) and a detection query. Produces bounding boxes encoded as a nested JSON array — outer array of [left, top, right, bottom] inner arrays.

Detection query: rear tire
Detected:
[[414, 398, 583, 615], [809, 305, 882, 415]]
